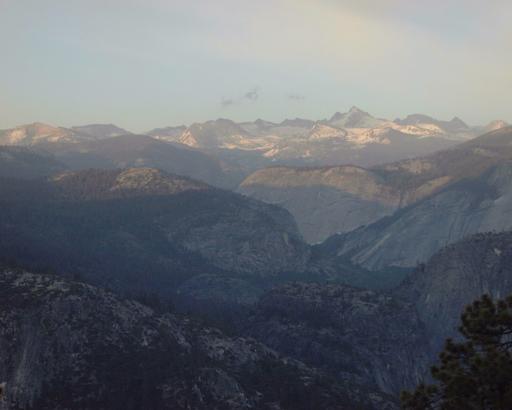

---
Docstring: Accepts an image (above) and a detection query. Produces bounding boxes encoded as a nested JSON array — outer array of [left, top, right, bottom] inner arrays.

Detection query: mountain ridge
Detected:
[[239, 126, 512, 243]]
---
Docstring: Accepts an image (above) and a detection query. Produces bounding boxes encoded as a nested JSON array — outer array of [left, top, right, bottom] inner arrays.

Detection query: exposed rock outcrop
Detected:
[[0, 267, 389, 410], [238, 166, 398, 243], [397, 231, 512, 353], [319, 161, 512, 270], [239, 127, 512, 244]]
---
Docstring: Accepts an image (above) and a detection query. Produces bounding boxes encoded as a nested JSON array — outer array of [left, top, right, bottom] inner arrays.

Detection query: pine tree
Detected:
[[401, 294, 512, 410]]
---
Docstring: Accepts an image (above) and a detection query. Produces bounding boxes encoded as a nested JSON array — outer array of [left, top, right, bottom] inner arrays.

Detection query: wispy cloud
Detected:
[[288, 93, 305, 101], [221, 87, 260, 108], [220, 98, 235, 107], [244, 87, 259, 102], [2, 0, 512, 128]]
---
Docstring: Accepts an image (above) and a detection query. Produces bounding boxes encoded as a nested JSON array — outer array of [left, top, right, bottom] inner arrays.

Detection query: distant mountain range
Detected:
[[1, 108, 507, 189], [2, 109, 512, 272], [148, 107, 507, 172]]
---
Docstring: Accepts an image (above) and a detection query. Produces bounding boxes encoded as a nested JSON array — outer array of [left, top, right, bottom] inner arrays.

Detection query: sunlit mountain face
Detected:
[[1, 109, 507, 190]]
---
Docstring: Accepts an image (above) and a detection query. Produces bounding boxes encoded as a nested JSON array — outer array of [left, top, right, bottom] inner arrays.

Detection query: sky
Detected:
[[1, 0, 511, 132]]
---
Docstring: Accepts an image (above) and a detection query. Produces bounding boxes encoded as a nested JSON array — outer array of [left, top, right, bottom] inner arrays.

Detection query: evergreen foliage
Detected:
[[401, 294, 512, 409]]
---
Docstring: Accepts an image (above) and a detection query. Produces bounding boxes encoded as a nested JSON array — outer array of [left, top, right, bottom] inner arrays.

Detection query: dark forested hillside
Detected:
[[35, 134, 245, 188], [240, 282, 431, 396], [0, 169, 309, 298], [0, 146, 65, 179]]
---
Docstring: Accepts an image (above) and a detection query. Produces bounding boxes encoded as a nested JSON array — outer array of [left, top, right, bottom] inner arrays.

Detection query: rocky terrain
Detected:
[[3, 108, 504, 191], [0, 110, 506, 197], [241, 126, 512, 244], [0, 123, 245, 188], [397, 231, 512, 353], [0, 168, 309, 295], [0, 267, 395, 410], [2, 231, 511, 409], [238, 166, 399, 243], [149, 107, 469, 173], [318, 159, 512, 270], [3, 113, 512, 410], [0, 123, 130, 146], [241, 283, 431, 397], [0, 123, 87, 145], [394, 114, 470, 135]]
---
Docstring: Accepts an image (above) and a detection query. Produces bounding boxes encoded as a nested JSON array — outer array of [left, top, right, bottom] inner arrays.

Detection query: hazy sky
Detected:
[[1, 0, 511, 132]]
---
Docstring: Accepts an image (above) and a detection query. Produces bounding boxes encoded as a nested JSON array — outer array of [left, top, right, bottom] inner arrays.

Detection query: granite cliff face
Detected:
[[238, 166, 399, 243], [0, 267, 388, 410], [239, 127, 512, 244], [242, 283, 430, 397], [319, 161, 512, 270], [397, 231, 512, 353]]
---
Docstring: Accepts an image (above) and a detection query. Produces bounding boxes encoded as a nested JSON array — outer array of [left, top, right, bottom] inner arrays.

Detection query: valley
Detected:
[[1, 112, 512, 409]]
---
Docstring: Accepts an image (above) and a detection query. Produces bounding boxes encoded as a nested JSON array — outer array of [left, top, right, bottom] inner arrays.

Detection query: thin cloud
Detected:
[[244, 87, 259, 102], [220, 98, 235, 107], [288, 93, 305, 101], [221, 87, 260, 108]]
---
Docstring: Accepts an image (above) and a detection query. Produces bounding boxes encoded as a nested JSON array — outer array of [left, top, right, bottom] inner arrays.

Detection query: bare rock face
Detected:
[[0, 123, 82, 145], [238, 166, 399, 243], [397, 231, 512, 353], [160, 192, 310, 276], [239, 127, 512, 244], [320, 161, 512, 270], [242, 283, 431, 397], [0, 268, 392, 410]]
